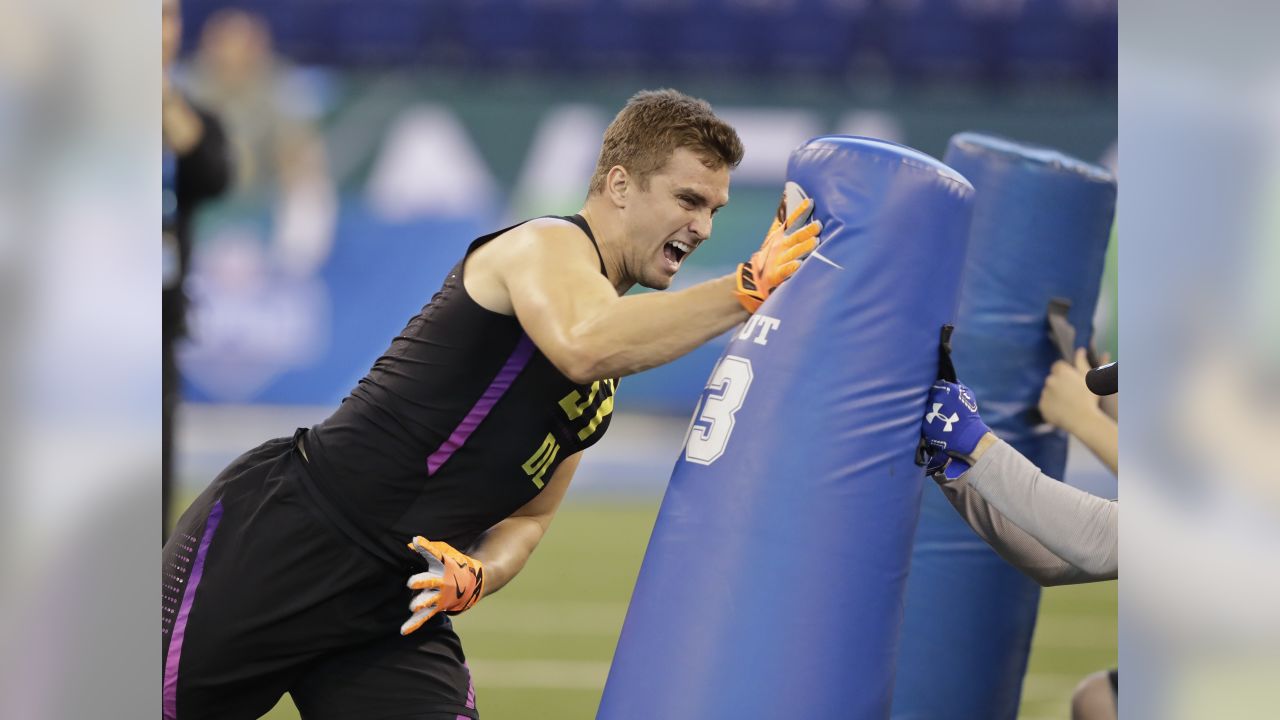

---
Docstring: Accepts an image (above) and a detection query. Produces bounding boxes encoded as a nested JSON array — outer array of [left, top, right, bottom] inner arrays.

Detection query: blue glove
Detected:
[[921, 381, 990, 476]]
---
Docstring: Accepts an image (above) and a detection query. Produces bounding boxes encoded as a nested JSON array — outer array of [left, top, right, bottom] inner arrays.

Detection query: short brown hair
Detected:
[[588, 89, 744, 195]]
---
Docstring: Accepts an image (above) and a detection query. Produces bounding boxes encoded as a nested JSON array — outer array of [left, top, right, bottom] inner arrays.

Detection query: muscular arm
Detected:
[[496, 221, 748, 383], [465, 452, 582, 595], [962, 437, 1118, 581]]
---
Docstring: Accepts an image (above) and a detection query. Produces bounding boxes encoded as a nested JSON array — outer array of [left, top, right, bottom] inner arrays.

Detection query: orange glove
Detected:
[[400, 536, 485, 635], [735, 182, 822, 313]]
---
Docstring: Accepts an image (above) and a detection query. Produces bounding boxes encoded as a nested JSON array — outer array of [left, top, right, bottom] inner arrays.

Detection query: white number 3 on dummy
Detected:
[[684, 355, 754, 465]]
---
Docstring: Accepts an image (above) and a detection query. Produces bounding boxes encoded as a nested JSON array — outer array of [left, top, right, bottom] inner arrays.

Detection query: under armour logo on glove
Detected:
[[924, 403, 960, 432], [920, 380, 991, 460]]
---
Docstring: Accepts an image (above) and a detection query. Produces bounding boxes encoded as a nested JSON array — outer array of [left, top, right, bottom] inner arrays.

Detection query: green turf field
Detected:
[[253, 501, 1115, 720]]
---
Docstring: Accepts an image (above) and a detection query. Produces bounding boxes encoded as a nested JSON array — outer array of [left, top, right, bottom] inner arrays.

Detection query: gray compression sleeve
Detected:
[[963, 438, 1118, 581], [933, 472, 1098, 586]]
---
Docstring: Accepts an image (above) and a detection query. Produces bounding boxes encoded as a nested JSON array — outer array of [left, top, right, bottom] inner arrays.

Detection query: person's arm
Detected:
[[1098, 392, 1118, 422], [965, 437, 1118, 580], [465, 451, 582, 594], [932, 469, 1102, 586], [492, 200, 818, 383], [499, 220, 746, 383], [162, 77, 206, 156], [400, 453, 582, 634], [509, 235, 747, 381], [1095, 350, 1119, 421], [1066, 409, 1117, 475], [922, 381, 1117, 584], [1039, 348, 1118, 474]]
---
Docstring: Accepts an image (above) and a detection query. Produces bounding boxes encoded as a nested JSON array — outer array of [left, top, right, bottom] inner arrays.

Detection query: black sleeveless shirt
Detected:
[[301, 215, 618, 565]]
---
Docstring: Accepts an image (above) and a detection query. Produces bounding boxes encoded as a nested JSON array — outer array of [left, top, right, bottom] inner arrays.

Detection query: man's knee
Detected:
[[1071, 669, 1117, 720]]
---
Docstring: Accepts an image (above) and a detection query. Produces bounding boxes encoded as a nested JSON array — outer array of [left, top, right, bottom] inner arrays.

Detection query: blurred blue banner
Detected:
[[179, 0, 1116, 84], [181, 204, 486, 405]]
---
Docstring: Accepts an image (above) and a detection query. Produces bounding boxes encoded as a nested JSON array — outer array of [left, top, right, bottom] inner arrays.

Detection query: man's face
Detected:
[[622, 147, 730, 290]]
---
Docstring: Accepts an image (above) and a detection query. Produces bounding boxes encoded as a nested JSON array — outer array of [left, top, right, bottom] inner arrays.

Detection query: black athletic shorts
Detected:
[[161, 431, 478, 720]]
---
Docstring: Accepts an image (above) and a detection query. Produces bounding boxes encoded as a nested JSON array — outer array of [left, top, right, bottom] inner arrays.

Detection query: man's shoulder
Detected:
[[508, 216, 587, 242], [483, 216, 595, 264], [465, 215, 600, 312]]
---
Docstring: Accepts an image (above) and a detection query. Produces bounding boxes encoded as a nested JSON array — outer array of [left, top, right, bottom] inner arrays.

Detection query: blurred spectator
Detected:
[[186, 7, 336, 275], [163, 0, 231, 539]]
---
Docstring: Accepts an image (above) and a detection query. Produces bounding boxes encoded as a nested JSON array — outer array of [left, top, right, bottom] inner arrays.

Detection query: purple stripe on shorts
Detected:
[[163, 500, 224, 720], [457, 661, 476, 719], [465, 661, 476, 709], [427, 334, 535, 475]]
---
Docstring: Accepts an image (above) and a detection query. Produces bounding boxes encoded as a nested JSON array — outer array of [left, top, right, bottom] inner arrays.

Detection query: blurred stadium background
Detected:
[[166, 1, 1116, 717]]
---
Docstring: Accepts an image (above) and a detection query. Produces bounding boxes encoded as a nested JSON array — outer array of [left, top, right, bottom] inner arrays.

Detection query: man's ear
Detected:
[[606, 165, 630, 208]]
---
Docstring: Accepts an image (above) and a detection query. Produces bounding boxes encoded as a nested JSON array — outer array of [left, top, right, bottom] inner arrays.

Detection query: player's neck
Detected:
[[577, 200, 634, 296]]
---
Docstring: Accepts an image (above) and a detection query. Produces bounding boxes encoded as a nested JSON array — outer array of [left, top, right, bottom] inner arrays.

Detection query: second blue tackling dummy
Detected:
[[892, 133, 1116, 720], [598, 137, 975, 720]]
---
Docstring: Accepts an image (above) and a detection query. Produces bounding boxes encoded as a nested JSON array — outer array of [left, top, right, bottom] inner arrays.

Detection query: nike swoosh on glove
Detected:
[[400, 536, 485, 635]]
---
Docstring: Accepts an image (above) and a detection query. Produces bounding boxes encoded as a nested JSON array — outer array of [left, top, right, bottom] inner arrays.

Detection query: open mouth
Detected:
[[663, 239, 694, 266]]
